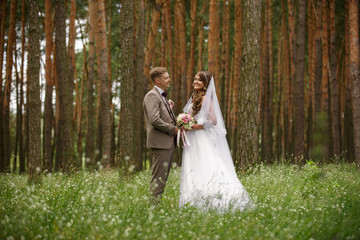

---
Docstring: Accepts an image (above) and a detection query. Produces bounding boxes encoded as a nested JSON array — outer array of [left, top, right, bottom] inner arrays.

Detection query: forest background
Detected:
[[0, 0, 360, 181]]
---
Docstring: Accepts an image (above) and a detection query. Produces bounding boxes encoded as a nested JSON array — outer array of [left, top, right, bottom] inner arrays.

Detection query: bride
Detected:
[[179, 71, 254, 211]]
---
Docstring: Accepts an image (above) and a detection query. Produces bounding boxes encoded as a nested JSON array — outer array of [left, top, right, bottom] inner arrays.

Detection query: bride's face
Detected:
[[193, 74, 204, 91]]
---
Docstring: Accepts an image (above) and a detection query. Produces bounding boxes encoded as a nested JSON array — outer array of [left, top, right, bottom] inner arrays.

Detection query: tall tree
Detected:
[[119, 0, 135, 170], [19, 0, 26, 173], [175, 0, 187, 105], [0, 0, 6, 172], [349, 0, 360, 166], [68, 0, 76, 101], [329, 0, 340, 157], [94, 0, 111, 167], [27, 0, 42, 182], [143, 0, 163, 84], [86, 0, 96, 167], [287, 0, 296, 158], [164, 0, 175, 101], [235, 0, 261, 168], [231, 0, 242, 148], [186, 0, 197, 97], [294, 0, 306, 163], [344, 0, 355, 161], [221, 0, 230, 113], [44, 0, 54, 172], [3, 0, 18, 172], [208, 0, 220, 91], [54, 0, 75, 172], [134, 0, 146, 171]]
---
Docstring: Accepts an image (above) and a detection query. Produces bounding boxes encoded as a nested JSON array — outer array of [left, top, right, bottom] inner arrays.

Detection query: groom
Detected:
[[143, 67, 177, 204]]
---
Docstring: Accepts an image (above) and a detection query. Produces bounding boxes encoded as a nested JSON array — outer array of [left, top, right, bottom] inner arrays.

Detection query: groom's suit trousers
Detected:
[[149, 143, 175, 200]]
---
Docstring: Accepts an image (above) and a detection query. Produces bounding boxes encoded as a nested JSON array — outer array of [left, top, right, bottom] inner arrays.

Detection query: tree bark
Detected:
[[3, 0, 18, 172], [221, 0, 230, 114], [68, 0, 76, 106], [294, 0, 306, 163], [44, 0, 54, 172], [187, 0, 197, 97], [307, 0, 316, 159], [349, 0, 360, 166], [86, 0, 96, 167], [93, 0, 111, 167], [164, 0, 175, 102], [231, 0, 242, 147], [143, 0, 163, 85], [119, 0, 135, 170], [54, 0, 75, 172], [134, 0, 146, 172], [27, 0, 42, 183], [175, 0, 187, 106], [235, 0, 261, 168], [329, 0, 340, 157], [208, 0, 220, 92], [0, 0, 7, 172], [19, 0, 26, 173]]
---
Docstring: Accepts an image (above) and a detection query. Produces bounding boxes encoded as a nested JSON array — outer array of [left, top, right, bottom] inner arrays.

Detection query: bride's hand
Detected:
[[192, 124, 204, 131]]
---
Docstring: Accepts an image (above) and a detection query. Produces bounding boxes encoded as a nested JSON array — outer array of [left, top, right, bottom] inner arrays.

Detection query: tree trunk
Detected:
[[27, 0, 42, 183], [44, 0, 54, 172], [221, 0, 230, 114], [175, 0, 187, 106], [261, 0, 273, 163], [208, 0, 220, 91], [143, 0, 163, 85], [19, 0, 26, 173], [197, 18, 204, 72], [119, 0, 135, 170], [235, 0, 261, 168], [68, 0, 76, 107], [329, 0, 340, 157], [3, 0, 18, 172], [164, 0, 175, 102], [187, 0, 197, 97], [321, 0, 329, 113], [287, 0, 296, 159], [134, 0, 145, 172], [54, 0, 75, 172], [93, 0, 111, 167], [0, 0, 7, 172], [14, 48, 20, 173], [86, 0, 96, 168], [349, 0, 360, 166], [231, 0, 242, 148], [294, 0, 306, 163], [307, 0, 316, 159]]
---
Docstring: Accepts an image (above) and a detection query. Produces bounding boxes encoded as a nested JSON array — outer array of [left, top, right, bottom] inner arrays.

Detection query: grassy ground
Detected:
[[1, 163, 359, 239]]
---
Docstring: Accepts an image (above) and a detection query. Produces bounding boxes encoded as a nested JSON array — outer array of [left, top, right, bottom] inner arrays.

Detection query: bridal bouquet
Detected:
[[176, 113, 196, 130], [176, 113, 196, 147]]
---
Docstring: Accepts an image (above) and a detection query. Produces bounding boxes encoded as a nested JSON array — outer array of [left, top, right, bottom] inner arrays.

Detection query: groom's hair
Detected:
[[149, 67, 167, 82]]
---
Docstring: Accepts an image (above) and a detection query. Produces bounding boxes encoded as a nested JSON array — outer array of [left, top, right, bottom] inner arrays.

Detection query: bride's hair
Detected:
[[191, 71, 212, 116]]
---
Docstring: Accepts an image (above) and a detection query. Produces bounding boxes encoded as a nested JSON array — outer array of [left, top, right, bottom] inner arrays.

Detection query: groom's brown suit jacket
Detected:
[[143, 87, 176, 149]]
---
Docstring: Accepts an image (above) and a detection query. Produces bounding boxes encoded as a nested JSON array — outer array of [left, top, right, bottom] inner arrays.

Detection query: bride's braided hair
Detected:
[[191, 71, 212, 116]]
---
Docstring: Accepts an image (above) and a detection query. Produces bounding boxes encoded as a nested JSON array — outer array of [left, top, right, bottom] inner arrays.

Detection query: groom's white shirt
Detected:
[[155, 85, 166, 101]]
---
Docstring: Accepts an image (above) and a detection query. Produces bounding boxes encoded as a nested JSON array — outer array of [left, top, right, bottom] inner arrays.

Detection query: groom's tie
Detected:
[[161, 91, 167, 98]]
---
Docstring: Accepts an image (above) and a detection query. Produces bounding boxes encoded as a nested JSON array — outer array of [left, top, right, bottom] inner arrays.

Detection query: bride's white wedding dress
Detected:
[[179, 77, 254, 211]]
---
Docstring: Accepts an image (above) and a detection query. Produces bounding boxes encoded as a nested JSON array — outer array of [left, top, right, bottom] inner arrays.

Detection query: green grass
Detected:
[[1, 163, 360, 239]]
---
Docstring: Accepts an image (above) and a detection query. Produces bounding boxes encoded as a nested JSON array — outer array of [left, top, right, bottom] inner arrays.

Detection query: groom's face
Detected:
[[156, 72, 171, 91]]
